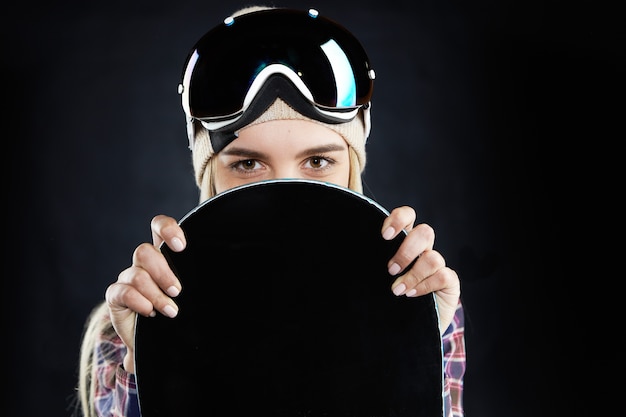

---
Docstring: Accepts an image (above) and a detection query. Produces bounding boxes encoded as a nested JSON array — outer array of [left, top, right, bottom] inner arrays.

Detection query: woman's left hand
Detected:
[[382, 206, 460, 333]]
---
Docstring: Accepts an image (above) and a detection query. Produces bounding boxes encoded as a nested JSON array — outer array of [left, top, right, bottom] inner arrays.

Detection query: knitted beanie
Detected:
[[191, 98, 367, 187]]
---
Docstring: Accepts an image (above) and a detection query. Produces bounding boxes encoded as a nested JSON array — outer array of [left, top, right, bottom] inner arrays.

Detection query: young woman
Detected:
[[77, 6, 466, 417]]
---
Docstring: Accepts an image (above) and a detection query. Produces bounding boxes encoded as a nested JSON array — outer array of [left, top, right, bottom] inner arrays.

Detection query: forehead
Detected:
[[233, 119, 347, 148]]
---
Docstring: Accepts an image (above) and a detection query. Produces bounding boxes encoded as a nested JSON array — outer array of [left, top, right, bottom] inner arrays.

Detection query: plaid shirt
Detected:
[[442, 300, 466, 417], [93, 300, 465, 416], [93, 319, 140, 417]]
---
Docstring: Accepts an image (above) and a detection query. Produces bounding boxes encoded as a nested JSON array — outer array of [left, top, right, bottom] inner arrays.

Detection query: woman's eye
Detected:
[[306, 157, 330, 169], [235, 159, 259, 170]]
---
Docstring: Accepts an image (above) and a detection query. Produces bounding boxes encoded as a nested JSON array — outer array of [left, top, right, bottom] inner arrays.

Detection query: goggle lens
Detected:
[[180, 9, 374, 122]]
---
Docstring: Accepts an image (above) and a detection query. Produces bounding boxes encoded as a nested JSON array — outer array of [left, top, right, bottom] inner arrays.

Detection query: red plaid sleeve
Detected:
[[442, 300, 466, 417], [93, 311, 140, 417]]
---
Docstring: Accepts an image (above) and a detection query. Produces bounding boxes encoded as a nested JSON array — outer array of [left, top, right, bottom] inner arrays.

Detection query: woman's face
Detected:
[[213, 119, 351, 194]]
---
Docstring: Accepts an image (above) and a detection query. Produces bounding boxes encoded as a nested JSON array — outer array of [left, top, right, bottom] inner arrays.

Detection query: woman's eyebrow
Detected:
[[220, 147, 268, 159], [295, 144, 346, 158]]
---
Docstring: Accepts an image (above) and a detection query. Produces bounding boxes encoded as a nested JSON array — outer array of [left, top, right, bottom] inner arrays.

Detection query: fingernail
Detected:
[[388, 263, 401, 276], [163, 305, 178, 318], [166, 286, 180, 297], [392, 283, 406, 296], [406, 289, 417, 297], [171, 237, 184, 252], [382, 227, 396, 240]]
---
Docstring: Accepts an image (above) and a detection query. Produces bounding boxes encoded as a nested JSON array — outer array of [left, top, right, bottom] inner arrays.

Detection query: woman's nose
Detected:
[[271, 166, 302, 180]]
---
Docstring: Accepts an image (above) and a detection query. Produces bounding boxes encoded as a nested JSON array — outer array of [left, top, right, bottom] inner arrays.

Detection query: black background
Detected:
[[4, 0, 623, 416]]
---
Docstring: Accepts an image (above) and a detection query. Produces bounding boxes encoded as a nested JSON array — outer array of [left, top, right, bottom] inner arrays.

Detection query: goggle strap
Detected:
[[363, 103, 371, 140]]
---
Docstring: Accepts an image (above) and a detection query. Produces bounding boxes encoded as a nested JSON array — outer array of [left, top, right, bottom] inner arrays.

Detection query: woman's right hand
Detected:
[[104, 214, 186, 373]]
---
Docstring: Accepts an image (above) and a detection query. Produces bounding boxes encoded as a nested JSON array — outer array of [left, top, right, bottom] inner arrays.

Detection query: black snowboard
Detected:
[[134, 179, 443, 417]]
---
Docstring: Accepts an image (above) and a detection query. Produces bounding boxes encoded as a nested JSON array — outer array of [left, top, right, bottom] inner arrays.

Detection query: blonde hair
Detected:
[[75, 302, 109, 417]]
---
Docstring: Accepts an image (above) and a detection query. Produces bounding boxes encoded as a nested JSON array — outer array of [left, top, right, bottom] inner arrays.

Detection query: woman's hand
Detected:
[[382, 206, 460, 334], [104, 215, 186, 373]]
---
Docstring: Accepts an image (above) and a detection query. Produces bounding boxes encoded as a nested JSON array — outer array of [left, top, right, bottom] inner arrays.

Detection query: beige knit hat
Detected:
[[191, 98, 368, 187]]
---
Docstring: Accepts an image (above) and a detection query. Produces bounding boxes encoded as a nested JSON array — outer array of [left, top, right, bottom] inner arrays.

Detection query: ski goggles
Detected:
[[178, 8, 375, 132]]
